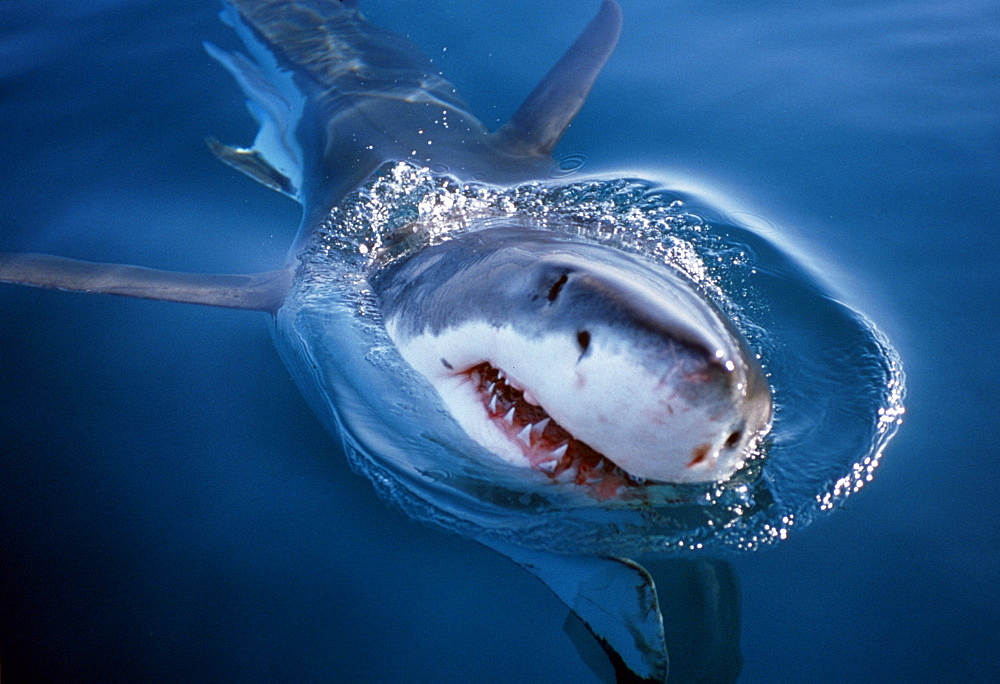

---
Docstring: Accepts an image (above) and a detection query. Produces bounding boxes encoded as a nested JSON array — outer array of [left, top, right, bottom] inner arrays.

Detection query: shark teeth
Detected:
[[536, 443, 569, 473], [466, 361, 640, 497], [516, 424, 532, 445], [538, 459, 559, 473]]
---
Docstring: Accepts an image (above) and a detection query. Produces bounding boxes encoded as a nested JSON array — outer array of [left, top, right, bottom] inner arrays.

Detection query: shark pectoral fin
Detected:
[[0, 253, 292, 313], [483, 539, 668, 683], [207, 137, 296, 196], [204, 41, 303, 198], [492, 0, 623, 158], [644, 558, 743, 684]]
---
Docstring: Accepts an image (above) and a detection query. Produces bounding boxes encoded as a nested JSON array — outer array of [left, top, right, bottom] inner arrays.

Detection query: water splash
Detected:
[[283, 162, 904, 555]]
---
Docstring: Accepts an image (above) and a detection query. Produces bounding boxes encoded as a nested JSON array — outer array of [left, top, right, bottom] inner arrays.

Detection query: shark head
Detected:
[[372, 227, 772, 495]]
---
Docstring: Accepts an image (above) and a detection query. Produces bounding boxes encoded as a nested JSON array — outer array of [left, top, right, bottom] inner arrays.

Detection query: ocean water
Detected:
[[1, 1, 997, 682]]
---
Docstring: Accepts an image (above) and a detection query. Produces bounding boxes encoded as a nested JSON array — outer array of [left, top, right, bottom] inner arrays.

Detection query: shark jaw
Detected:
[[390, 319, 765, 499], [372, 226, 773, 498], [466, 361, 637, 499]]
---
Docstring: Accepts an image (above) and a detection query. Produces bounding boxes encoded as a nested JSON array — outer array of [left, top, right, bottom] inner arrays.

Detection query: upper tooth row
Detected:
[[538, 442, 569, 473], [514, 419, 564, 455], [482, 379, 567, 460], [509, 414, 548, 437], [539, 444, 570, 472]]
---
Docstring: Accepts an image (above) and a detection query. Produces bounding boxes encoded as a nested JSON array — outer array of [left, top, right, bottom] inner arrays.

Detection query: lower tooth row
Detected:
[[480, 381, 572, 469], [531, 418, 550, 439], [516, 425, 531, 445]]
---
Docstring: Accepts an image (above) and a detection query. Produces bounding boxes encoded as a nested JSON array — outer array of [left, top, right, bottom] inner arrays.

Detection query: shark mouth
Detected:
[[466, 362, 640, 499]]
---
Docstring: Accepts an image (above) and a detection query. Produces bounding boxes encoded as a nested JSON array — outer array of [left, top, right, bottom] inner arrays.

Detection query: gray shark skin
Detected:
[[373, 228, 729, 347], [213, 0, 621, 254], [0, 1, 767, 681]]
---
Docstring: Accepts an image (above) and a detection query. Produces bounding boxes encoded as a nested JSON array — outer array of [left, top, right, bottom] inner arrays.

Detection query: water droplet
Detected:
[[551, 153, 587, 177]]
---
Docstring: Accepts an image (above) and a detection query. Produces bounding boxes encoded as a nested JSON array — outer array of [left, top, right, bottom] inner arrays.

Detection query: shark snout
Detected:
[[530, 330, 750, 484]]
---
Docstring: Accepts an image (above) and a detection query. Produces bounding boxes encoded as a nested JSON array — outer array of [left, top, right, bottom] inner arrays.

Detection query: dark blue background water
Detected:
[[1, 1, 997, 681]]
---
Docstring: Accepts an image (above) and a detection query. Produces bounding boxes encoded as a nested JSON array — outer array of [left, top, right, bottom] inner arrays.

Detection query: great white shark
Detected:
[[373, 227, 770, 488], [0, 1, 772, 680]]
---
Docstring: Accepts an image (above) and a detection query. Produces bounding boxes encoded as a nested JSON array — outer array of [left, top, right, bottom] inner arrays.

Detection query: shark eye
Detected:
[[547, 273, 569, 302], [576, 330, 591, 353]]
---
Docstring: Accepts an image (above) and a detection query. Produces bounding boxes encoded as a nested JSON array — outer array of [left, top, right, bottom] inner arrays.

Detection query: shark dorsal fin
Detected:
[[492, 0, 623, 158]]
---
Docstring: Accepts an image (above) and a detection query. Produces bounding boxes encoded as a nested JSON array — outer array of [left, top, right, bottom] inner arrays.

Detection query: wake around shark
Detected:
[[0, 1, 776, 680]]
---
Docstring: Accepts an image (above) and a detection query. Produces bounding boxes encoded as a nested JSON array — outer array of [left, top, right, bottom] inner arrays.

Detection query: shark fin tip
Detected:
[[493, 0, 622, 158]]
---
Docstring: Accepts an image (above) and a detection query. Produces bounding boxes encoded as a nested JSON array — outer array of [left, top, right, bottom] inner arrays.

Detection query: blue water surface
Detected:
[[1, 1, 997, 681]]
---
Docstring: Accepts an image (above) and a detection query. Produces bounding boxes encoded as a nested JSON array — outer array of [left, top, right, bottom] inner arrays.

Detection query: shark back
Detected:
[[0, 0, 622, 314], [210, 0, 623, 250]]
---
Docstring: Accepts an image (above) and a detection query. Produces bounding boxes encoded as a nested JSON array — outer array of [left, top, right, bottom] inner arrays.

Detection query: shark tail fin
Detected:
[[0, 253, 291, 313], [492, 0, 623, 157]]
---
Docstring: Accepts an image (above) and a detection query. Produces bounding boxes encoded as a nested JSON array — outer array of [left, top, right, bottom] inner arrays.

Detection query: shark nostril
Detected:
[[547, 273, 569, 302], [725, 430, 742, 448]]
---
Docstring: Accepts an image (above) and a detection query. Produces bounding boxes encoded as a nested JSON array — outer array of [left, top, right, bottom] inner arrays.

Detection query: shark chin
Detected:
[[374, 225, 772, 494]]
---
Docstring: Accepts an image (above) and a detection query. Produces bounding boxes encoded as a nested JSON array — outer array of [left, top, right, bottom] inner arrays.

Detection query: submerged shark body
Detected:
[[0, 1, 771, 679]]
